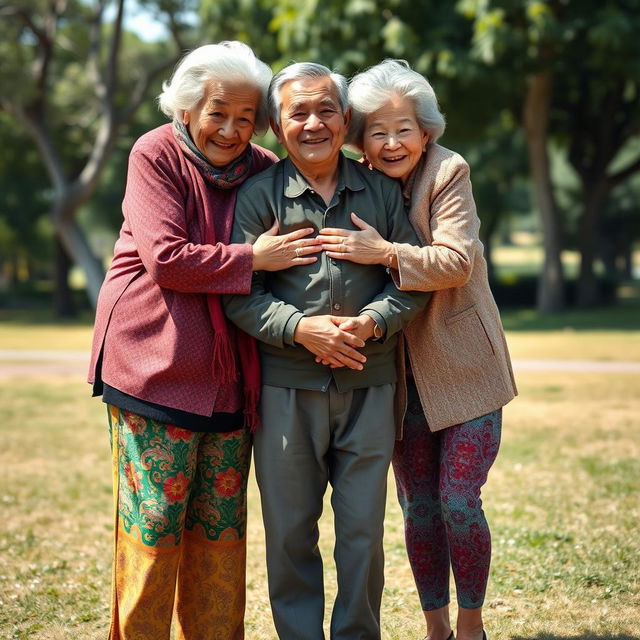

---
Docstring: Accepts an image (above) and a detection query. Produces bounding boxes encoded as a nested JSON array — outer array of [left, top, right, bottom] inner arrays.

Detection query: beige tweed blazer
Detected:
[[392, 143, 517, 433]]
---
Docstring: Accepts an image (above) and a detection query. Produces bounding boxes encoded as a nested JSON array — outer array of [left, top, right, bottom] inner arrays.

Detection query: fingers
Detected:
[[332, 349, 366, 370], [263, 220, 280, 236], [316, 235, 347, 250], [316, 227, 346, 238], [323, 249, 354, 261], [282, 226, 316, 241], [293, 241, 323, 261], [350, 212, 374, 230], [338, 318, 358, 331], [316, 236, 350, 259]]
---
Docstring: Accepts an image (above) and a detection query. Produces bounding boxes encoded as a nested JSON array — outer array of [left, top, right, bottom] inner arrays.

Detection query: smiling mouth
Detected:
[[212, 141, 236, 150], [383, 155, 407, 163], [302, 138, 329, 145]]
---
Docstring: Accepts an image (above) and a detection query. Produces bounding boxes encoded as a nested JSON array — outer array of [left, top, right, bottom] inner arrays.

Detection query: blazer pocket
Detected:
[[444, 305, 496, 359]]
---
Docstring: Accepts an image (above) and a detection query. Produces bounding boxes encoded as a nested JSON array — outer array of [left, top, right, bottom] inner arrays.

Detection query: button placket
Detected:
[[324, 200, 344, 317]]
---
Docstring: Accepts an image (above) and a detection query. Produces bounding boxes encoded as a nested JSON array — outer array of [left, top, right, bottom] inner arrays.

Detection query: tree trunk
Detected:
[[523, 71, 565, 313], [576, 183, 607, 307], [53, 236, 76, 317], [52, 197, 105, 308]]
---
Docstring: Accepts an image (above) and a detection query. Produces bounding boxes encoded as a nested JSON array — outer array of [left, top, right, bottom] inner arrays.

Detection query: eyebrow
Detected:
[[287, 98, 339, 113], [367, 117, 415, 128], [207, 98, 256, 113]]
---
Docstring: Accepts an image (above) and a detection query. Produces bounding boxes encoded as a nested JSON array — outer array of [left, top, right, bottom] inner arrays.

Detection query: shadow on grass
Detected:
[[501, 303, 640, 332], [0, 307, 94, 326], [510, 633, 640, 640]]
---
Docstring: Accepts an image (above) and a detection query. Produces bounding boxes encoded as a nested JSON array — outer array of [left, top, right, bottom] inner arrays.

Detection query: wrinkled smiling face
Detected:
[[183, 80, 260, 167], [363, 94, 428, 184], [273, 76, 350, 174]]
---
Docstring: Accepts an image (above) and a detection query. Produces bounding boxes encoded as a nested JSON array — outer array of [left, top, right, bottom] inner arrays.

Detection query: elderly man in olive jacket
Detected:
[[224, 62, 428, 640]]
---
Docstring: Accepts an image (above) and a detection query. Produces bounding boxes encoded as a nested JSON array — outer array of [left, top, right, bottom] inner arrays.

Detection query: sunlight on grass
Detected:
[[1, 371, 639, 638]]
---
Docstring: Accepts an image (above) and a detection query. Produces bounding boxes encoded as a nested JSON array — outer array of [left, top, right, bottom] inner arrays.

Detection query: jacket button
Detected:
[[333, 303, 341, 311]]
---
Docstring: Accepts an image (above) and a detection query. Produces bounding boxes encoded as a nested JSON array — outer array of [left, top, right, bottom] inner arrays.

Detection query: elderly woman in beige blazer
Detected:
[[318, 60, 517, 640]]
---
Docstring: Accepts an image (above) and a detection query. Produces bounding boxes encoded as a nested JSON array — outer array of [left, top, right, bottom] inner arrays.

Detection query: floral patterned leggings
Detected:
[[392, 380, 502, 611]]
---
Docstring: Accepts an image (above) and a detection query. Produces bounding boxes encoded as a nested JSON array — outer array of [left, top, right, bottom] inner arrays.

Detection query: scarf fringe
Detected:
[[243, 387, 261, 433], [212, 332, 238, 384]]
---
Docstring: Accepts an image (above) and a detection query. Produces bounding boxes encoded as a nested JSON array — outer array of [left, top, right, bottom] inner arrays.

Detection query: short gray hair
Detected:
[[347, 59, 446, 150], [268, 62, 349, 125], [158, 41, 273, 134]]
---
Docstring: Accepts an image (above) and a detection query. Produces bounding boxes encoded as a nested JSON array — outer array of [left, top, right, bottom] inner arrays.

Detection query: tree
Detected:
[[554, 1, 640, 305], [0, 0, 193, 310], [464, 0, 640, 309]]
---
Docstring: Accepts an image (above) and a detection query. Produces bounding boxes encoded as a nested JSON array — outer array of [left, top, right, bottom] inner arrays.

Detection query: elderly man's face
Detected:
[[183, 81, 259, 168], [273, 76, 349, 175]]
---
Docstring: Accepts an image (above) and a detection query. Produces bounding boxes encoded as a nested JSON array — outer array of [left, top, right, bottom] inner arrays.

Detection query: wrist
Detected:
[[384, 243, 396, 268], [251, 246, 262, 271], [362, 314, 381, 340]]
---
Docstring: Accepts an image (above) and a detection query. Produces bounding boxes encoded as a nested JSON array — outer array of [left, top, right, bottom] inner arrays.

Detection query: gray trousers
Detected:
[[254, 383, 396, 640]]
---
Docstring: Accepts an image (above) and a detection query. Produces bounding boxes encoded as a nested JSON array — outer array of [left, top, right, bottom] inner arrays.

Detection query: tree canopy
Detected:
[[1, 0, 638, 313]]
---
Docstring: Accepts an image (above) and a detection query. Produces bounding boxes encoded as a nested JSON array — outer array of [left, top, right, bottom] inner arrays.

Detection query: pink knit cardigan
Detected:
[[88, 123, 277, 416]]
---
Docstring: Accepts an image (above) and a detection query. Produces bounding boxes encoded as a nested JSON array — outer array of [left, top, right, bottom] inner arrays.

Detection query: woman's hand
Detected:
[[252, 221, 322, 271], [317, 212, 394, 266]]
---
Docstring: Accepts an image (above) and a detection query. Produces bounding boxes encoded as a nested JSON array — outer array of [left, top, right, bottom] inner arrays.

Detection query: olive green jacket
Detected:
[[224, 155, 429, 392]]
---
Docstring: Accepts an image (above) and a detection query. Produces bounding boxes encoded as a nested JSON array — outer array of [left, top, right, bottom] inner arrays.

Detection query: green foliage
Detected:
[[2, 0, 639, 306]]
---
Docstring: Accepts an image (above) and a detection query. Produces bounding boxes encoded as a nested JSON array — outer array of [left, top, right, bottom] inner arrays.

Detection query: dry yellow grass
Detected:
[[1, 367, 639, 638]]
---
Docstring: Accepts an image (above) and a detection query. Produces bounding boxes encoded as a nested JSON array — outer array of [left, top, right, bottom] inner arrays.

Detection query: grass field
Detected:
[[1, 311, 639, 639]]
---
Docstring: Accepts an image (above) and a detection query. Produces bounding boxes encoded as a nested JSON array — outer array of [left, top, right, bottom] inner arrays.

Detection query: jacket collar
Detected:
[[283, 153, 366, 199]]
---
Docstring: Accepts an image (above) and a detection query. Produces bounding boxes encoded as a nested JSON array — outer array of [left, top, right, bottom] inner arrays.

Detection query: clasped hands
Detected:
[[294, 314, 378, 370], [253, 213, 388, 370]]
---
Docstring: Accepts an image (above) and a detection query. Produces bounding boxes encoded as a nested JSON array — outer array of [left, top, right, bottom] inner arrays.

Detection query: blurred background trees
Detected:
[[0, 0, 638, 315]]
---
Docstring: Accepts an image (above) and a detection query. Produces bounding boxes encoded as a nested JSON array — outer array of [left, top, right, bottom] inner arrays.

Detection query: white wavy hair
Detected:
[[347, 59, 446, 150], [158, 41, 273, 135]]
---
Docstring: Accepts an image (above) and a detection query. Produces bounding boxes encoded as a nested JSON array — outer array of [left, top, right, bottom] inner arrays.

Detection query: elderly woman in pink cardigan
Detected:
[[318, 60, 517, 640], [88, 42, 321, 639]]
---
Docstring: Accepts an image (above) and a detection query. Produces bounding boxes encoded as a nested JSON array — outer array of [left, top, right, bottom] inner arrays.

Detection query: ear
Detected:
[[421, 129, 429, 150], [182, 110, 190, 125], [270, 117, 283, 143], [343, 107, 352, 129]]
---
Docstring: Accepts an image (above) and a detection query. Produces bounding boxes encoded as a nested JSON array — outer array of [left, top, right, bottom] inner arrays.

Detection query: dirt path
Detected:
[[1, 349, 640, 378]]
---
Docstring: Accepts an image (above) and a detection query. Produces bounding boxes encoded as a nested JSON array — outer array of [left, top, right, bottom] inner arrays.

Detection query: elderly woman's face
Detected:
[[363, 94, 428, 184], [183, 81, 260, 167]]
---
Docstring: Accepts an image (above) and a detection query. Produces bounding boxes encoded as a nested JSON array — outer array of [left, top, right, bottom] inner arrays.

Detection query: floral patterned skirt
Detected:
[[107, 404, 250, 640]]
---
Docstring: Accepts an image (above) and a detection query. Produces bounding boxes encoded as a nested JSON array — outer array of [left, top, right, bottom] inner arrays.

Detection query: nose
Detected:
[[384, 134, 401, 150], [218, 118, 236, 138], [304, 112, 323, 130]]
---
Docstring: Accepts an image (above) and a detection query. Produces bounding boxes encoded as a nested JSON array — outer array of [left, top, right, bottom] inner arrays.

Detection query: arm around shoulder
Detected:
[[394, 149, 481, 292]]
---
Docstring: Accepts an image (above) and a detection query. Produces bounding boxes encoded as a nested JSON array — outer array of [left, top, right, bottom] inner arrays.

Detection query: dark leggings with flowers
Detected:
[[392, 379, 502, 611]]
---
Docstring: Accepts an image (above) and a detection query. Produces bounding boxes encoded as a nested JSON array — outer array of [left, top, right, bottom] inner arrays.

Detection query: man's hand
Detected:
[[313, 315, 377, 368], [294, 315, 367, 370], [336, 314, 377, 342]]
